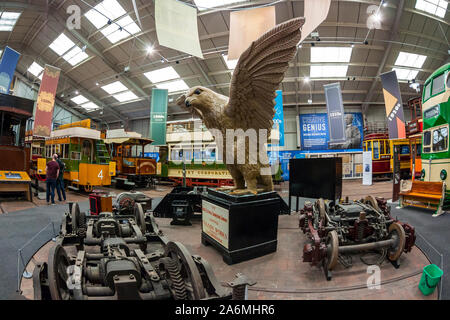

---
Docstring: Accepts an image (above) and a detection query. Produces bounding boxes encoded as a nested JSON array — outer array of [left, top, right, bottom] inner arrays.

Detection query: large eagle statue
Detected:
[[176, 18, 304, 195]]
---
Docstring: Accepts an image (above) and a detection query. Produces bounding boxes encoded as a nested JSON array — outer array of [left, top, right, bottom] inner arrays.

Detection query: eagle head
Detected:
[[176, 86, 216, 119]]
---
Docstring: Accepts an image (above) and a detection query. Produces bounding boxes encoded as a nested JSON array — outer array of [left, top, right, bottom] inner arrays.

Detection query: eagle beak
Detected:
[[176, 94, 186, 107]]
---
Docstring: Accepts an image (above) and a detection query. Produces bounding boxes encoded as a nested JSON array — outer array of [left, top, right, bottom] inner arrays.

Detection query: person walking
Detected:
[[55, 154, 66, 202], [46, 154, 60, 205]]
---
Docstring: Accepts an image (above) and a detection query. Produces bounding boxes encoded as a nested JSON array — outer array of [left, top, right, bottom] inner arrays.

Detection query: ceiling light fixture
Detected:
[[146, 46, 154, 54]]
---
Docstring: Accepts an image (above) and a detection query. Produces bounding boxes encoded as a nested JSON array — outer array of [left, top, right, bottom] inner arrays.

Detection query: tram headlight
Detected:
[[421, 169, 425, 179], [440, 169, 447, 181]]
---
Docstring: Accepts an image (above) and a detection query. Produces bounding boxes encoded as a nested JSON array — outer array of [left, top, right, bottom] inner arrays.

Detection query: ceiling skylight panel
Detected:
[[101, 81, 128, 94], [194, 0, 248, 11], [392, 68, 419, 80], [101, 15, 141, 43], [156, 80, 189, 92], [144, 67, 181, 83], [0, 11, 21, 31], [223, 55, 238, 70], [85, 0, 126, 29], [415, 0, 448, 18], [310, 47, 353, 63], [394, 52, 427, 68], [49, 33, 76, 56], [310, 65, 348, 78], [71, 95, 89, 105], [28, 62, 44, 78], [113, 91, 138, 102], [80, 102, 100, 111]]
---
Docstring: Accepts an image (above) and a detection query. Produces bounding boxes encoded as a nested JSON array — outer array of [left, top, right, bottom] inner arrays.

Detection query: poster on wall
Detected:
[[33, 65, 61, 137], [362, 151, 372, 185], [380, 70, 406, 140], [0, 46, 20, 94], [299, 112, 363, 152]]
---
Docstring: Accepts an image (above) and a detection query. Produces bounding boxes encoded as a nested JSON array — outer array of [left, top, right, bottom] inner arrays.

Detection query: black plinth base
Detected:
[[201, 189, 279, 265]]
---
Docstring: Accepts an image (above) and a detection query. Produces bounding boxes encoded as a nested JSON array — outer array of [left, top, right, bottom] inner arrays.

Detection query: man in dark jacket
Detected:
[[46, 154, 60, 205], [56, 154, 66, 202]]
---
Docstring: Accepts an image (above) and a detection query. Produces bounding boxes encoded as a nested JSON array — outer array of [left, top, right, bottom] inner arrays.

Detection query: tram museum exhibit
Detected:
[[0, 0, 449, 307]]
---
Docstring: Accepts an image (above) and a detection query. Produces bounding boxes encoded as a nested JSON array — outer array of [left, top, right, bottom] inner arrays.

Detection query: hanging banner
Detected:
[[300, 0, 331, 43], [362, 151, 372, 185], [269, 90, 285, 146], [299, 112, 363, 152], [33, 65, 61, 137], [155, 0, 204, 59], [381, 70, 406, 139], [0, 46, 21, 94], [227, 6, 275, 60], [150, 88, 168, 145], [324, 83, 346, 145]]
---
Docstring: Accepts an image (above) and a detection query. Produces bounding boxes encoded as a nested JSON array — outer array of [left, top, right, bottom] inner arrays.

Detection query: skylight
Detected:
[[194, 0, 248, 11], [28, 62, 44, 78], [113, 91, 139, 102], [84, 0, 141, 44], [156, 80, 189, 93], [144, 66, 180, 83], [48, 33, 89, 66], [392, 68, 419, 81], [310, 65, 348, 78], [223, 55, 238, 70], [101, 81, 128, 94], [80, 102, 100, 111], [394, 52, 427, 68], [310, 47, 353, 63], [71, 95, 89, 105], [84, 0, 126, 29], [415, 0, 447, 18], [0, 11, 21, 32]]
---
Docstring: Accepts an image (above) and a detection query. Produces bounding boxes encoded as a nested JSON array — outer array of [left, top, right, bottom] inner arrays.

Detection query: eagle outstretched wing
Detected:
[[225, 18, 304, 131]]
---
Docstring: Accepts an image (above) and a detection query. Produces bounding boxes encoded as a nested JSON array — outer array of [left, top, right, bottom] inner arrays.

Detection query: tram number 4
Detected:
[[98, 170, 103, 180]]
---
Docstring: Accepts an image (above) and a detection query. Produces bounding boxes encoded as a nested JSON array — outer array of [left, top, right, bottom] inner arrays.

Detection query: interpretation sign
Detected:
[[202, 200, 229, 249]]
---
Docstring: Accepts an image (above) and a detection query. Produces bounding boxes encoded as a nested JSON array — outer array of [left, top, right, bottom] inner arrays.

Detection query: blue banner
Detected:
[[0, 46, 20, 94], [299, 112, 363, 152], [270, 90, 285, 146], [144, 152, 160, 162]]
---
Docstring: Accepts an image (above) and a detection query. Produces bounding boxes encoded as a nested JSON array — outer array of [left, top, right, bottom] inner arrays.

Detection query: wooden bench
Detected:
[[399, 180, 446, 217]]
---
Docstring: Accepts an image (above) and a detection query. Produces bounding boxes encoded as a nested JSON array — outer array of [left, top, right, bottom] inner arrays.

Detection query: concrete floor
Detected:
[[14, 179, 437, 300]]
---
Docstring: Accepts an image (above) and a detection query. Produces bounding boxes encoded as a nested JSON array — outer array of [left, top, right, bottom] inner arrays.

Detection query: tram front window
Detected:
[[433, 127, 448, 152], [423, 131, 431, 153], [432, 73, 445, 96]]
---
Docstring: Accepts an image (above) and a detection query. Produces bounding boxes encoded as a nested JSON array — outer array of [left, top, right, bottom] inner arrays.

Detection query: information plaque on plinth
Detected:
[[201, 189, 280, 265]]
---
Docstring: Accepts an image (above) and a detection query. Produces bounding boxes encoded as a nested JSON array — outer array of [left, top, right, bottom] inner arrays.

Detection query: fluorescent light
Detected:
[[71, 95, 89, 105], [144, 66, 180, 83], [223, 55, 238, 70], [156, 80, 189, 92], [304, 77, 310, 83], [28, 62, 44, 78], [80, 102, 100, 111], [310, 47, 353, 62], [415, 0, 447, 18], [194, 0, 247, 11], [49, 33, 76, 56], [0, 11, 21, 31], [101, 81, 128, 94], [113, 91, 138, 102], [394, 52, 427, 68], [146, 46, 154, 54], [62, 46, 89, 66], [392, 68, 419, 80], [84, 0, 126, 29], [310, 65, 348, 78], [101, 15, 141, 43]]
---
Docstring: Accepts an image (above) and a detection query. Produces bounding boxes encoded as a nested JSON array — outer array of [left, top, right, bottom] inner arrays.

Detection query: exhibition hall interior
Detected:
[[0, 0, 449, 303]]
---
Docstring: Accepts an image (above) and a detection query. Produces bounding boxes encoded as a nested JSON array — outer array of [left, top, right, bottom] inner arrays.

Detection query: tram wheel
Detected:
[[134, 202, 146, 233], [388, 222, 406, 262], [325, 230, 339, 270], [48, 244, 71, 300]]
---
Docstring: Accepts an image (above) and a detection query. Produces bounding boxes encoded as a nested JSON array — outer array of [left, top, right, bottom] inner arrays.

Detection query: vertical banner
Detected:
[[33, 65, 61, 137], [324, 83, 346, 145], [392, 145, 401, 202], [300, 0, 331, 43], [380, 70, 406, 139], [150, 88, 168, 145], [0, 46, 21, 94], [270, 90, 285, 146], [227, 6, 275, 60], [362, 151, 372, 185], [155, 0, 204, 59]]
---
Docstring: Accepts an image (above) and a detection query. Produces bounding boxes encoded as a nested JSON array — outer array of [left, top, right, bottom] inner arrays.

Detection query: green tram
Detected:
[[420, 63, 450, 196]]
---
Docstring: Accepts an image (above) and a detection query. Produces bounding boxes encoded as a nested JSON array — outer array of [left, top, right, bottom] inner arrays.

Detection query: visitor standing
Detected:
[[55, 154, 66, 202], [46, 154, 60, 205]]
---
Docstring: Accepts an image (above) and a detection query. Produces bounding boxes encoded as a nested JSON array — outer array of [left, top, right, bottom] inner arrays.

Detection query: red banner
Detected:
[[33, 65, 60, 137]]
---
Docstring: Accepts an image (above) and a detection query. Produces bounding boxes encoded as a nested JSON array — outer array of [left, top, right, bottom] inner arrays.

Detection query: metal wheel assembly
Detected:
[[364, 195, 381, 212], [317, 198, 327, 223], [71, 203, 86, 237], [47, 244, 71, 300], [387, 222, 406, 262], [165, 241, 206, 300], [159, 257, 188, 300], [134, 203, 146, 233], [325, 230, 339, 270], [83, 184, 93, 193]]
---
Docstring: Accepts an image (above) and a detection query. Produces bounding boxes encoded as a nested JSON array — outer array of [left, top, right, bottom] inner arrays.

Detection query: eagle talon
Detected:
[[229, 189, 256, 195]]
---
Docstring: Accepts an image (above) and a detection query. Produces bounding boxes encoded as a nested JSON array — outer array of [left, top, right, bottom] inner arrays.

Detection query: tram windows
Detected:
[[82, 140, 92, 161], [71, 151, 81, 160], [367, 141, 372, 152], [400, 145, 410, 155], [424, 82, 431, 101], [416, 144, 422, 156], [432, 73, 446, 96], [432, 126, 448, 152], [373, 141, 380, 159], [62, 144, 69, 159], [447, 72, 450, 89]]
